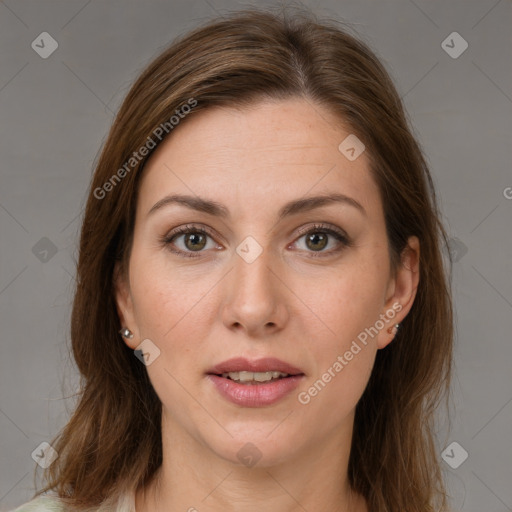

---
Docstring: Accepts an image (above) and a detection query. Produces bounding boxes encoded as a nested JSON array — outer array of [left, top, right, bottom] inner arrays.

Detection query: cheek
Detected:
[[299, 287, 379, 420], [128, 257, 216, 421], [129, 253, 218, 360], [296, 257, 386, 409], [305, 256, 388, 344], [130, 246, 181, 324]]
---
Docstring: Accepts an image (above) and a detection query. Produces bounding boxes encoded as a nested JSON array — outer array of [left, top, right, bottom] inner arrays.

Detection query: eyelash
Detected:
[[160, 223, 351, 259]]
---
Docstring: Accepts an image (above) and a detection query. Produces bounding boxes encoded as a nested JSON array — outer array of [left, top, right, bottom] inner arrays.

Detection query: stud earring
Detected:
[[387, 323, 400, 335], [119, 327, 133, 339]]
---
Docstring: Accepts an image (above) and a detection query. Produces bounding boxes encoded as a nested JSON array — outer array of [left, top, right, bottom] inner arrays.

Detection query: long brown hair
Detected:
[[35, 6, 454, 511]]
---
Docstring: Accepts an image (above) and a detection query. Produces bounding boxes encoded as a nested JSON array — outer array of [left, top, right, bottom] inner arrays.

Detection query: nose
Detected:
[[221, 246, 289, 337]]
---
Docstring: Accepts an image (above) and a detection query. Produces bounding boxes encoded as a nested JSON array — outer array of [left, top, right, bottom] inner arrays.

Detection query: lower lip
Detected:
[[207, 374, 304, 407]]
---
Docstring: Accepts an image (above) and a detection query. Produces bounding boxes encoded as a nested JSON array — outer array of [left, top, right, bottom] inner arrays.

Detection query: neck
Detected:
[[135, 410, 367, 512]]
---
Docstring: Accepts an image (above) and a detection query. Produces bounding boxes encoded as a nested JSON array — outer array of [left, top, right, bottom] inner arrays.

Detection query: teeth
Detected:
[[221, 371, 289, 382]]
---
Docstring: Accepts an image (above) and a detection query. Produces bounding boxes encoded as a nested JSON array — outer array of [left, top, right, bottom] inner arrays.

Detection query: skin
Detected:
[[114, 97, 420, 512]]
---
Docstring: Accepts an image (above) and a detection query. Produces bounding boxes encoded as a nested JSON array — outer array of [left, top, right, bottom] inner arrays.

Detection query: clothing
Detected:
[[9, 496, 65, 512], [8, 490, 136, 512]]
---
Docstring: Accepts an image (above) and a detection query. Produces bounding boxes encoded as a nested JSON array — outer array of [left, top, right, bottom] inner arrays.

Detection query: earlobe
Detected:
[[377, 235, 420, 349]]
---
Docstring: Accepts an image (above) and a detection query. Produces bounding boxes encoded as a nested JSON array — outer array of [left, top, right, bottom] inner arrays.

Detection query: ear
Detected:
[[113, 260, 139, 349], [376, 235, 420, 349]]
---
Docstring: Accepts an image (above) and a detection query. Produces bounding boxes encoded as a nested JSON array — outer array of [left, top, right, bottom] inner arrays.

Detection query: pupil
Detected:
[[307, 233, 327, 251], [186, 233, 206, 251]]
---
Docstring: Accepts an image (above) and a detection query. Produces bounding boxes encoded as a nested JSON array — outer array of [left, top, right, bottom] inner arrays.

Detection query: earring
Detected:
[[119, 327, 133, 339], [387, 323, 400, 335]]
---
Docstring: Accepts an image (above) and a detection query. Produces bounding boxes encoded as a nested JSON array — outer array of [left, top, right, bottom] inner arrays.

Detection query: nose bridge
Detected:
[[234, 244, 277, 306], [222, 241, 284, 334]]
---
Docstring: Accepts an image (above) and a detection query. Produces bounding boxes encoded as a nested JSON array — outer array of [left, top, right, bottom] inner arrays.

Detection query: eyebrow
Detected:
[[147, 192, 366, 220]]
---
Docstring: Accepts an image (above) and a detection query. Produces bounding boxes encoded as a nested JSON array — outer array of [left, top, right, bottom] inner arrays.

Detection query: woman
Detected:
[[12, 6, 454, 512]]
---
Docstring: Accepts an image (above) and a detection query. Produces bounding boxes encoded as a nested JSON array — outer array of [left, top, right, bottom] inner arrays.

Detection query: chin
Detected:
[[202, 426, 306, 469]]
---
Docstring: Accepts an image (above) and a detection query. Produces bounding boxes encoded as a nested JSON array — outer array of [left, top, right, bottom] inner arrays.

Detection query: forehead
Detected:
[[137, 98, 380, 219]]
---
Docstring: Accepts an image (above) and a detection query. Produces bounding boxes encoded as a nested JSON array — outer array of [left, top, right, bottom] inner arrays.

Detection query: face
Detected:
[[115, 98, 419, 467]]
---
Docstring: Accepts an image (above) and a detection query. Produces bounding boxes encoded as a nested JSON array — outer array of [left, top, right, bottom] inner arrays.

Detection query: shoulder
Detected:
[[8, 496, 66, 512], [8, 489, 135, 512], [8, 491, 135, 512]]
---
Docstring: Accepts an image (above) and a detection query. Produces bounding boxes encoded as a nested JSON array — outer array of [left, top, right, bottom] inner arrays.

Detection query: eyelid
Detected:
[[294, 223, 349, 241]]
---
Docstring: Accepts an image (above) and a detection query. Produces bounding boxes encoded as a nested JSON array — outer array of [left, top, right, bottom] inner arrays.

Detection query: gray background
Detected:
[[0, 0, 511, 510]]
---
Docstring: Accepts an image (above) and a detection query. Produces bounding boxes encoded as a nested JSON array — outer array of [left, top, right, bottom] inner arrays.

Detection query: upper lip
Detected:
[[207, 357, 304, 376]]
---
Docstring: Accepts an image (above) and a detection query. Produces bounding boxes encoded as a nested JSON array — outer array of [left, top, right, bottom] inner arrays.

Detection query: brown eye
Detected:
[[162, 225, 218, 258], [183, 232, 207, 251], [304, 232, 328, 251], [293, 224, 351, 257]]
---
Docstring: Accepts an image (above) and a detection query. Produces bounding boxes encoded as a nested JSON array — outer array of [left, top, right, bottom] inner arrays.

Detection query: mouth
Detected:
[[206, 357, 305, 406], [217, 370, 294, 384], [207, 356, 305, 381]]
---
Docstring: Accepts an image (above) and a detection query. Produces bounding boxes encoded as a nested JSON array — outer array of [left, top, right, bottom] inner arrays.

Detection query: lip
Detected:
[[207, 357, 304, 376], [207, 374, 304, 407], [206, 357, 305, 407]]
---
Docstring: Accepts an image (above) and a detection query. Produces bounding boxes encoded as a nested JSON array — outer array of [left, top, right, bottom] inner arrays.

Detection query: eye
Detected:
[[161, 223, 351, 259], [292, 223, 351, 257], [161, 224, 220, 258]]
